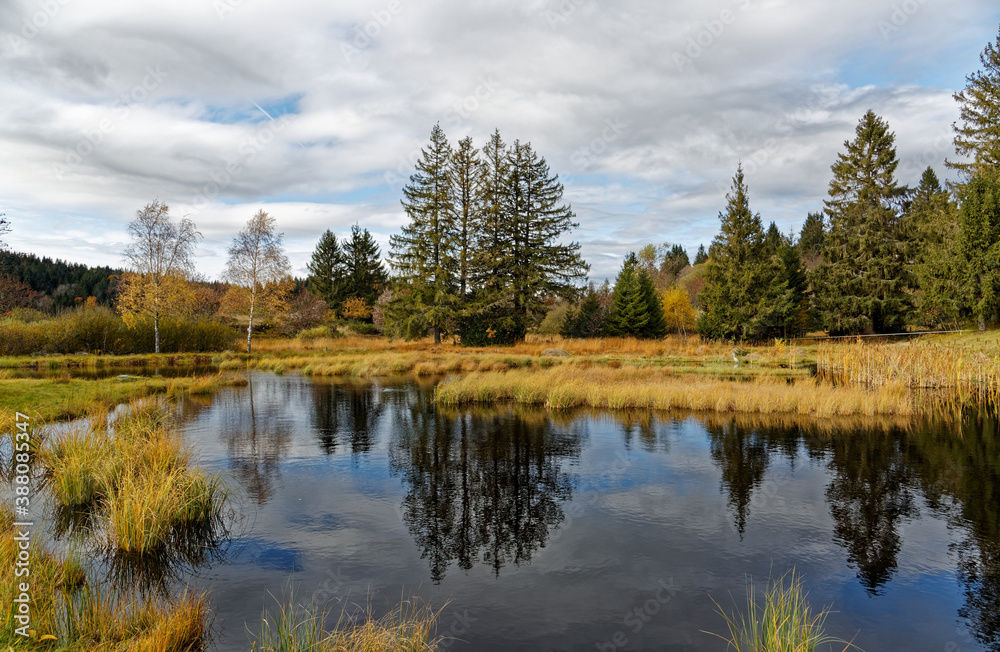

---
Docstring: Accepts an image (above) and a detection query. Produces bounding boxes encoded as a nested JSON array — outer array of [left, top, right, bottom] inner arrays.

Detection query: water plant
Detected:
[[706, 570, 859, 652]]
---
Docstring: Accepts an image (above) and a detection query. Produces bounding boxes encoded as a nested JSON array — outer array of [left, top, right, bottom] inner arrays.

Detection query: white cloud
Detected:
[[0, 0, 997, 281]]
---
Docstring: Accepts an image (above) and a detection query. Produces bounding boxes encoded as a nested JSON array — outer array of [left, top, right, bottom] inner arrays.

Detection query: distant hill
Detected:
[[0, 250, 122, 312]]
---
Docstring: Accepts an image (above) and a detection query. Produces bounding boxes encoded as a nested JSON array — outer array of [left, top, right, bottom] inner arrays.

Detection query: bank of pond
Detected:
[[2, 372, 1000, 650]]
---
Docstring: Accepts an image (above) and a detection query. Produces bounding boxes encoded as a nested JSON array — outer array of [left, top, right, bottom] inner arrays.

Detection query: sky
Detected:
[[1, 0, 998, 284]]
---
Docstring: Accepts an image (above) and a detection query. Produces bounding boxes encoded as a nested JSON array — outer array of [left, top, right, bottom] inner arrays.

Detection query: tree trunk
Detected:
[[433, 325, 441, 345], [979, 315, 987, 332], [154, 313, 160, 354], [247, 287, 256, 353]]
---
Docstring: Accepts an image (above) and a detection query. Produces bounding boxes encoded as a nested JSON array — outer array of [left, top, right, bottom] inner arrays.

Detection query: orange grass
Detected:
[[435, 366, 915, 417]]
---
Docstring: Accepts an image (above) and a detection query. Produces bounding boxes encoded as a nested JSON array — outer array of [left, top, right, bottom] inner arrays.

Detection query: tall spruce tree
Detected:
[[390, 124, 458, 343], [560, 282, 609, 338], [697, 166, 791, 341], [343, 224, 388, 308], [450, 136, 482, 301], [948, 26, 1000, 177], [812, 110, 911, 335], [473, 129, 511, 299], [956, 172, 1000, 330], [907, 168, 963, 327], [605, 254, 649, 337], [798, 212, 825, 267], [504, 140, 588, 325], [694, 244, 708, 265], [306, 230, 345, 310]]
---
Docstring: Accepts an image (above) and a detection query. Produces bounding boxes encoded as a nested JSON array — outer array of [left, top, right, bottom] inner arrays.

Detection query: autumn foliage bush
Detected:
[[0, 306, 235, 355]]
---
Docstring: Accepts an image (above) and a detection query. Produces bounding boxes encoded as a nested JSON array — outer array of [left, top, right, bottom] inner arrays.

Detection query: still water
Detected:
[[171, 373, 1000, 651]]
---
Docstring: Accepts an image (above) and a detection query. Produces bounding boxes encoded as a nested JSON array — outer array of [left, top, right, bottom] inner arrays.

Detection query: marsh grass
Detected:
[[435, 366, 915, 417], [0, 506, 209, 651], [0, 372, 246, 434], [706, 570, 858, 652], [818, 337, 1000, 403], [253, 593, 442, 652], [38, 400, 232, 557]]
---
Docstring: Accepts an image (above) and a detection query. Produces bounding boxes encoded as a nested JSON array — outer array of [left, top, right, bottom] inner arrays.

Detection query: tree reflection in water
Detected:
[[388, 391, 582, 582], [218, 378, 293, 504]]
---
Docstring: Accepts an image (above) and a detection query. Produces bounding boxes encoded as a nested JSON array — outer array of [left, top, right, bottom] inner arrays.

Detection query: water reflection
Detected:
[[388, 395, 582, 582], [310, 380, 385, 456], [188, 376, 1000, 651], [218, 379, 293, 503]]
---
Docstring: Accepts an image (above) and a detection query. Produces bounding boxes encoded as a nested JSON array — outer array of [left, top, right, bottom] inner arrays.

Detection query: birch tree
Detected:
[[119, 200, 201, 353], [224, 210, 291, 352]]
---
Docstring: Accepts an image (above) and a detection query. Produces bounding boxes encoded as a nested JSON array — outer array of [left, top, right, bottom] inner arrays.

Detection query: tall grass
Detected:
[[37, 399, 232, 556], [253, 594, 442, 652], [818, 338, 1000, 401], [0, 505, 209, 651], [706, 570, 857, 652], [435, 366, 915, 417]]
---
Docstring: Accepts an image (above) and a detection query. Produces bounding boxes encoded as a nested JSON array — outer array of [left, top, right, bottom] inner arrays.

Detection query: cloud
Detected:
[[0, 0, 997, 281]]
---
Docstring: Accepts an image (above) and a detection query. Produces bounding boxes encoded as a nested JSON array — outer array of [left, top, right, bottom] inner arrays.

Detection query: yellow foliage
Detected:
[[661, 285, 697, 335], [342, 296, 373, 320], [117, 271, 196, 327]]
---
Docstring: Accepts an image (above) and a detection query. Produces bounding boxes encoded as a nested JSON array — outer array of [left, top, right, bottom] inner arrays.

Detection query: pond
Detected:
[[169, 373, 999, 651]]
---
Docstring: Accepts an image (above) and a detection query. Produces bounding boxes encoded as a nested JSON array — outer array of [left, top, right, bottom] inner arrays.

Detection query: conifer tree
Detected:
[[637, 267, 668, 339], [450, 136, 482, 301], [473, 129, 511, 298], [694, 244, 708, 265], [342, 223, 388, 309], [812, 110, 911, 335], [907, 168, 963, 327], [605, 253, 649, 337], [956, 172, 1000, 330], [504, 140, 588, 324], [306, 229, 345, 310], [697, 166, 791, 341], [390, 124, 458, 343], [948, 26, 1000, 177], [798, 212, 826, 267], [560, 282, 609, 338]]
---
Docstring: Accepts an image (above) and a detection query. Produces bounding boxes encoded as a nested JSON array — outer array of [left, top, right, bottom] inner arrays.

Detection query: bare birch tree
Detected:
[[119, 200, 201, 353], [223, 210, 291, 353], [0, 213, 9, 251]]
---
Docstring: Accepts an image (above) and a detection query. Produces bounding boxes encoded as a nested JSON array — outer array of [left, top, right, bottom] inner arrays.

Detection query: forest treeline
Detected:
[[1, 27, 999, 351]]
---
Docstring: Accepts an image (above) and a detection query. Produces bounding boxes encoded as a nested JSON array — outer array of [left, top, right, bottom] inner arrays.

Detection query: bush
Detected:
[[458, 305, 525, 347], [297, 325, 343, 340], [0, 308, 236, 355]]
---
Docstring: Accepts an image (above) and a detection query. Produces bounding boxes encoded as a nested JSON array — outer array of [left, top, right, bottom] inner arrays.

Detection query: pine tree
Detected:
[[473, 129, 511, 298], [390, 124, 458, 343], [956, 172, 1000, 330], [798, 212, 825, 267], [560, 282, 609, 338], [450, 136, 482, 301], [605, 254, 649, 337], [765, 222, 810, 337], [343, 224, 388, 309], [505, 140, 588, 325], [637, 267, 667, 339], [694, 244, 708, 265], [306, 230, 345, 310], [907, 168, 963, 327], [697, 166, 791, 341], [812, 110, 911, 335], [948, 26, 1000, 177]]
